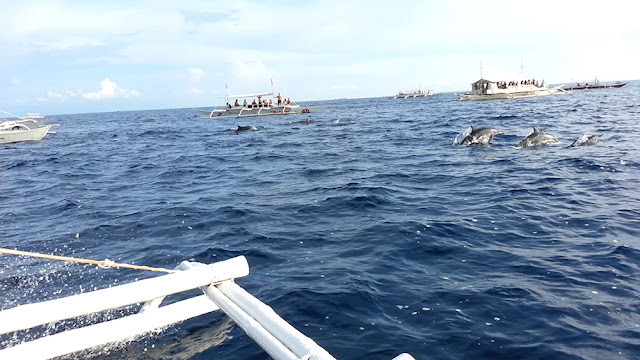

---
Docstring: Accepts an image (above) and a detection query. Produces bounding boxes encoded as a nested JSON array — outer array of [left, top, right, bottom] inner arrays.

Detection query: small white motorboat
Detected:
[[0, 121, 57, 144]]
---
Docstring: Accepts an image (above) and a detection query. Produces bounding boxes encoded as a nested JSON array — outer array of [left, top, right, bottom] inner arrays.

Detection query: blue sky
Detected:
[[1, 0, 639, 115]]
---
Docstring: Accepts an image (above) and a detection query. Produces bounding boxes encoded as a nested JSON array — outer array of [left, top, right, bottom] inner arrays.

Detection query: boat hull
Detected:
[[393, 94, 434, 99], [0, 125, 53, 144]]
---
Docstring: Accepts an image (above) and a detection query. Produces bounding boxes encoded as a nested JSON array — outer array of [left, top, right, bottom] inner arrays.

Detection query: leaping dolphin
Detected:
[[454, 126, 504, 145], [569, 134, 602, 147], [515, 127, 560, 149]]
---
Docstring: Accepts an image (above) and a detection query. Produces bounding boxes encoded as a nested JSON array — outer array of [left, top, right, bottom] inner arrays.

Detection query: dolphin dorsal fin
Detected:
[[532, 127, 539, 133]]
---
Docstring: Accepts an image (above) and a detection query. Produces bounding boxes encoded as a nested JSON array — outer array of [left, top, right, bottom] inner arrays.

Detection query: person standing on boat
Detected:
[[277, 93, 282, 106]]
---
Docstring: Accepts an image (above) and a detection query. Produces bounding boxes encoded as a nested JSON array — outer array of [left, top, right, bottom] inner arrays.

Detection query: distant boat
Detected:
[[455, 79, 565, 101], [18, 113, 45, 120], [563, 77, 627, 91], [394, 89, 433, 99]]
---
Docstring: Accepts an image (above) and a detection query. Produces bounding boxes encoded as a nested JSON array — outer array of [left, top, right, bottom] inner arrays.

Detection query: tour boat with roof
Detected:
[[455, 79, 565, 101], [195, 84, 330, 119]]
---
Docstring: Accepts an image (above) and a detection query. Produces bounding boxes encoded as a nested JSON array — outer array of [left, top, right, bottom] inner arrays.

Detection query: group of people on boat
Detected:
[[227, 93, 292, 109], [496, 79, 545, 89]]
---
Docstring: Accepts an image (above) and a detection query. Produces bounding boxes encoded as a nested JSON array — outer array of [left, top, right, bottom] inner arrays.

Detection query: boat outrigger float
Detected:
[[0, 249, 414, 360]]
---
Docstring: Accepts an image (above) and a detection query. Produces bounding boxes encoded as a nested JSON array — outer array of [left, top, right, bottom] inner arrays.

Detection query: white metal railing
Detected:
[[0, 256, 414, 360]]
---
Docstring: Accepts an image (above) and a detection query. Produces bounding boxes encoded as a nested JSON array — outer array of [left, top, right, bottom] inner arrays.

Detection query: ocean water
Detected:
[[1, 82, 640, 360]]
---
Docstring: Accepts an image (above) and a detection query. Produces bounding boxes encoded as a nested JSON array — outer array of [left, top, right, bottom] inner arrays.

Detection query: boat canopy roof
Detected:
[[472, 79, 494, 85], [227, 92, 274, 99]]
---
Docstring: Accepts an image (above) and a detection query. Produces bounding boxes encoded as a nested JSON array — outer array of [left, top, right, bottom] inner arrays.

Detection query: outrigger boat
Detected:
[[18, 113, 45, 120], [563, 77, 627, 91], [195, 85, 329, 119], [0, 249, 415, 360], [394, 89, 433, 99], [455, 79, 566, 101]]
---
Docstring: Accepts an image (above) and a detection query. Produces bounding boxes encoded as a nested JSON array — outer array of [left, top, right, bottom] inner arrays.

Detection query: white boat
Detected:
[[394, 89, 433, 99], [0, 254, 414, 360], [196, 87, 330, 119], [18, 113, 45, 120], [0, 121, 57, 144], [455, 79, 565, 100]]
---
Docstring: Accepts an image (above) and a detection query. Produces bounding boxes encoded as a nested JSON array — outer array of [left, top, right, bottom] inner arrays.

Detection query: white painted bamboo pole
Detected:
[[0, 256, 249, 335], [202, 284, 300, 360], [217, 282, 336, 360], [0, 294, 220, 360]]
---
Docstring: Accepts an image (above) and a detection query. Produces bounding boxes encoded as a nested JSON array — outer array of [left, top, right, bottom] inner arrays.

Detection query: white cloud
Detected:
[[81, 79, 141, 101], [38, 79, 141, 104], [331, 84, 357, 89], [47, 91, 64, 100], [187, 67, 205, 82], [39, 37, 104, 52]]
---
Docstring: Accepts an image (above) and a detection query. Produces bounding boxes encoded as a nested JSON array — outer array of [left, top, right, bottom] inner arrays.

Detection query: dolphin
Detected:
[[455, 126, 504, 145], [235, 125, 258, 132], [289, 119, 312, 125], [515, 127, 560, 148], [569, 134, 602, 147]]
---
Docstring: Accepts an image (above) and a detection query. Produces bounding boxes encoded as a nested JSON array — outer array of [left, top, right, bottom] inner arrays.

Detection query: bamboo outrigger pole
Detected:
[[0, 248, 175, 273]]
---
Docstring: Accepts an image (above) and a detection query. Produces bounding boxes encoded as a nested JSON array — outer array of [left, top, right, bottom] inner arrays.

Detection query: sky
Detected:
[[1, 0, 639, 115]]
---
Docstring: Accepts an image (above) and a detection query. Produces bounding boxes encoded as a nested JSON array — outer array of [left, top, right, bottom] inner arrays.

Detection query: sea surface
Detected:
[[1, 82, 640, 360]]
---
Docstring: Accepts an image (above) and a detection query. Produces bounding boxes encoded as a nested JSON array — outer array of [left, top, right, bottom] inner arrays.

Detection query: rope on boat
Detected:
[[0, 109, 20, 118], [0, 247, 175, 273]]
